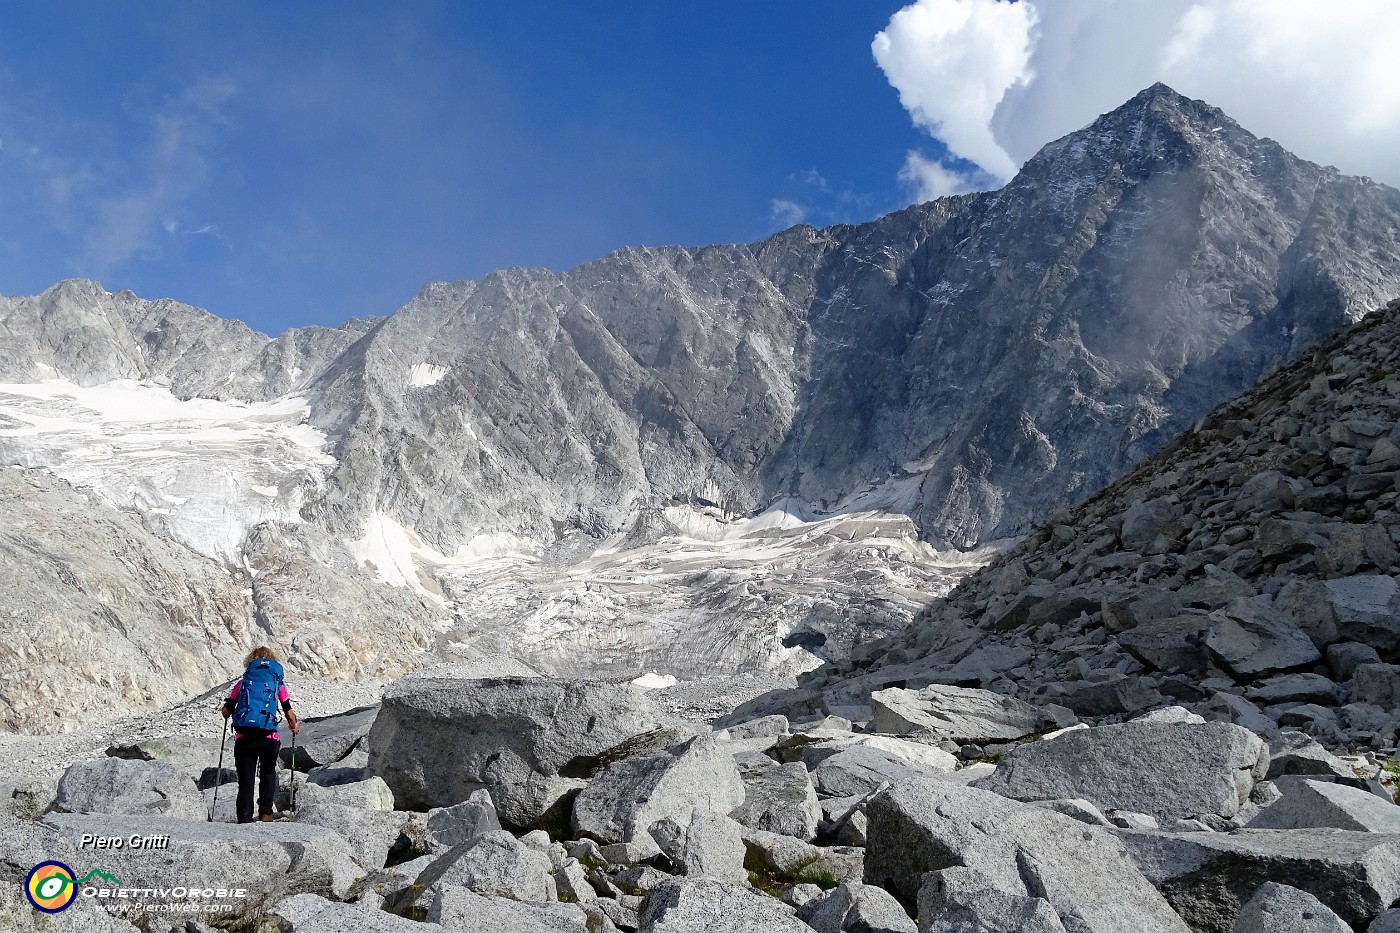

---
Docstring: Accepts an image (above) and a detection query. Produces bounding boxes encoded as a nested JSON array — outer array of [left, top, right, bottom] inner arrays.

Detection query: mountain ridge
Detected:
[[4, 84, 1400, 731]]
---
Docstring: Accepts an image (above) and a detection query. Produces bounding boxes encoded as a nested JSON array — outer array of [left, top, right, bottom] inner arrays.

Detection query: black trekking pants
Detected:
[[233, 733, 281, 823]]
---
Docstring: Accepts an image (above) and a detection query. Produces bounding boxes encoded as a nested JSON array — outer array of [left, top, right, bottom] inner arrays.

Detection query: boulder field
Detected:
[[10, 675, 1400, 933]]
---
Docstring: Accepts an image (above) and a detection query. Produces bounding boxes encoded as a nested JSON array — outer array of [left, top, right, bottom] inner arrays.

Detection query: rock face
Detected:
[[0, 466, 252, 734], [6, 84, 1400, 733], [366, 676, 662, 826]]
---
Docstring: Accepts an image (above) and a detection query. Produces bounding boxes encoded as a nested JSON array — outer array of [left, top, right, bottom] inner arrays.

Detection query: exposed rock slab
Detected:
[[974, 721, 1267, 822]]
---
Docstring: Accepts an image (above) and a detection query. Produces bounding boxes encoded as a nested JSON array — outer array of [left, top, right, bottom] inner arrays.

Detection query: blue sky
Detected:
[[0, 2, 931, 334], [5, 2, 1396, 337]]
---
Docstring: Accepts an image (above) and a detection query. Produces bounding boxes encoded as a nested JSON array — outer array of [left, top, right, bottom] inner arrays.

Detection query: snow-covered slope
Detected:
[[0, 377, 334, 564]]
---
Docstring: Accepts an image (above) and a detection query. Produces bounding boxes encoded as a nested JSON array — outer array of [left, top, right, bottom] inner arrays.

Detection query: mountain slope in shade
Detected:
[[779, 298, 1400, 755]]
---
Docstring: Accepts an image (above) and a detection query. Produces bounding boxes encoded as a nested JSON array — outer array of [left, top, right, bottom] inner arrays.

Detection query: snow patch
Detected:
[[409, 363, 448, 388], [349, 511, 540, 602], [631, 672, 679, 691], [0, 378, 335, 564]]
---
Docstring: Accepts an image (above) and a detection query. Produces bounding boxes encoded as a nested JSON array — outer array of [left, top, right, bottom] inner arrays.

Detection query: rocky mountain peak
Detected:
[[4, 87, 1400, 733]]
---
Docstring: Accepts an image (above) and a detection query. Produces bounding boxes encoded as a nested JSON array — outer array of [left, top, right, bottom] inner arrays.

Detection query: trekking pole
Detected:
[[209, 716, 229, 822], [288, 728, 298, 812]]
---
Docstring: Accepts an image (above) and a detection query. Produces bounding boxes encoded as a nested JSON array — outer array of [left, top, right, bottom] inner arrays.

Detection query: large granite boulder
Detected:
[[638, 878, 813, 932], [1231, 882, 1349, 933], [974, 721, 1267, 822], [572, 734, 744, 851], [742, 828, 864, 886], [271, 892, 437, 932], [1247, 777, 1400, 832], [863, 777, 1188, 933], [297, 775, 395, 811], [649, 811, 747, 884], [919, 865, 1070, 933], [814, 745, 948, 798], [798, 881, 916, 933], [731, 760, 821, 841], [426, 885, 606, 931], [366, 676, 662, 827], [291, 803, 423, 870], [54, 757, 205, 821], [869, 685, 1042, 743], [105, 734, 224, 788], [1117, 827, 1400, 931], [285, 704, 379, 770], [426, 789, 503, 849], [409, 830, 555, 904]]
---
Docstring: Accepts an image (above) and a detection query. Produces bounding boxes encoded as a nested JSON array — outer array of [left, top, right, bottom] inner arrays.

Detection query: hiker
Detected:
[[221, 646, 300, 823]]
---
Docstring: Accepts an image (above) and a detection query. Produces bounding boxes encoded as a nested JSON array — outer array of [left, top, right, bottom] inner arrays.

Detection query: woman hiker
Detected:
[[221, 646, 300, 823]]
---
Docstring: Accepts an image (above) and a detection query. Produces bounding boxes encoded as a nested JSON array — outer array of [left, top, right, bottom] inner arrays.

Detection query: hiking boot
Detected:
[[258, 814, 276, 822]]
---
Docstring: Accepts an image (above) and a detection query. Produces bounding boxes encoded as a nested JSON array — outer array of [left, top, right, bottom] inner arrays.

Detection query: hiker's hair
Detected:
[[244, 646, 278, 666]]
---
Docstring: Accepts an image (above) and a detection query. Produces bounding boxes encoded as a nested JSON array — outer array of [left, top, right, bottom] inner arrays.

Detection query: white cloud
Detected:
[[770, 198, 808, 229], [80, 75, 237, 271], [873, 0, 1036, 187], [899, 151, 984, 201], [876, 0, 1400, 197], [790, 169, 830, 192]]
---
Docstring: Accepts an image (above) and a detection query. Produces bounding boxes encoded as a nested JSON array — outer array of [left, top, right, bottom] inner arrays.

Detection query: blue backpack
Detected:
[[233, 659, 285, 732]]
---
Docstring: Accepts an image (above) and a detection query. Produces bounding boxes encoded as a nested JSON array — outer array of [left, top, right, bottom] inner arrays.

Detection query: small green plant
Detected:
[[747, 870, 787, 898], [793, 865, 839, 890], [745, 850, 840, 895], [577, 852, 608, 872], [1381, 758, 1400, 803]]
